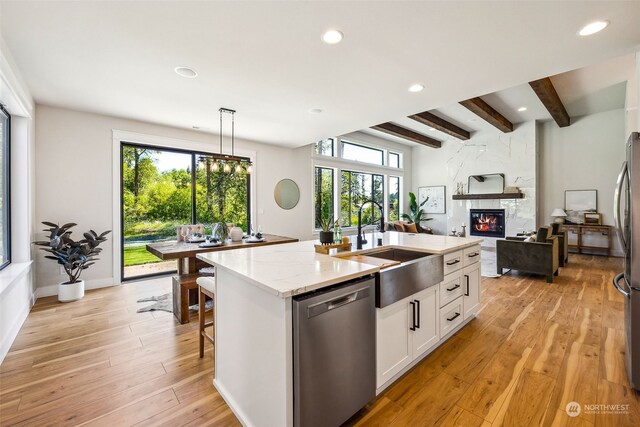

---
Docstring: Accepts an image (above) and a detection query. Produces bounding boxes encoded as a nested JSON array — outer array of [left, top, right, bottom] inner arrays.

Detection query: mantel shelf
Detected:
[[452, 192, 524, 200]]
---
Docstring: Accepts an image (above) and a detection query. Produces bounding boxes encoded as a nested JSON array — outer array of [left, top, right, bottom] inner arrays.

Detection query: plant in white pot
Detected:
[[34, 222, 111, 302]]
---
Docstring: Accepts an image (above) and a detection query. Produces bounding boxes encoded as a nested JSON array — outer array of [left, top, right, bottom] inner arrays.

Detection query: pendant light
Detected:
[[205, 107, 253, 174]]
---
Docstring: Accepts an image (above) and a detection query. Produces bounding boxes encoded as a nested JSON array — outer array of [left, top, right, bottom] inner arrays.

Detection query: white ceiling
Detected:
[[1, 1, 639, 148]]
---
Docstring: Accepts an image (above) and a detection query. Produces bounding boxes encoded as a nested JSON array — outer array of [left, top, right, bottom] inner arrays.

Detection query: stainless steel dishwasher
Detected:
[[293, 276, 376, 427]]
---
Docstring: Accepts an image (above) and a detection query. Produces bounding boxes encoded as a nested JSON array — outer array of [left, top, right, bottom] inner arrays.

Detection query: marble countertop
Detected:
[[197, 231, 482, 298]]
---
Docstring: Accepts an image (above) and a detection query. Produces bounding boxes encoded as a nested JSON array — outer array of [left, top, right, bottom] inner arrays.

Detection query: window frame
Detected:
[[341, 139, 385, 166], [312, 137, 405, 232], [0, 105, 10, 271], [120, 141, 251, 281]]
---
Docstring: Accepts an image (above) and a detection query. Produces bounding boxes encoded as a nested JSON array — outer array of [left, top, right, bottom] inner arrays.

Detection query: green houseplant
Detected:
[[318, 215, 334, 245], [34, 222, 111, 302], [402, 192, 432, 233]]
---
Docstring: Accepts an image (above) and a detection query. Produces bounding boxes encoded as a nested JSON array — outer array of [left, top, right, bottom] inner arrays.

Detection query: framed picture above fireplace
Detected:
[[418, 185, 446, 214]]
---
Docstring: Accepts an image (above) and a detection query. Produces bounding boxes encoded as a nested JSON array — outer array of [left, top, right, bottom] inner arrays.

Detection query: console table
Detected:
[[562, 224, 612, 256]]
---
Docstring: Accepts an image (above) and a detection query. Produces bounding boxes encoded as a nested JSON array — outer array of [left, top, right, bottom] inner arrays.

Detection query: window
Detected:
[[389, 152, 400, 168], [121, 143, 250, 280], [314, 167, 334, 228], [340, 170, 384, 227], [0, 106, 9, 270], [388, 176, 400, 221], [341, 141, 384, 165], [315, 139, 334, 157]]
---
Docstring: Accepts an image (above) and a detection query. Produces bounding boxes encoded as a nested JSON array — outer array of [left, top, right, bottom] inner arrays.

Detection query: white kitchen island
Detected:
[[197, 232, 482, 427]]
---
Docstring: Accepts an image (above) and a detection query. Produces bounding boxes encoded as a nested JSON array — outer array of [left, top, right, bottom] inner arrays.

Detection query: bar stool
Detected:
[[196, 276, 215, 358]]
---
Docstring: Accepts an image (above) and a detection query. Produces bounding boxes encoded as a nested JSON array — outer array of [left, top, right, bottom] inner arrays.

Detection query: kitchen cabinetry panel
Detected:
[[411, 287, 439, 358], [463, 244, 481, 267], [462, 264, 481, 319], [443, 250, 463, 275], [439, 273, 464, 308], [376, 296, 412, 387], [440, 297, 464, 337]]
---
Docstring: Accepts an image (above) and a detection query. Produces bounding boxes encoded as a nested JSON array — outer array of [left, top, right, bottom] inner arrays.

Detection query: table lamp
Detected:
[[550, 208, 567, 224]]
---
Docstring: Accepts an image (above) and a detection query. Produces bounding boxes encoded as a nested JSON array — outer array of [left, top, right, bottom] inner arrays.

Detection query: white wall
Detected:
[[0, 35, 36, 363], [35, 105, 312, 295], [538, 109, 626, 256], [412, 121, 537, 247]]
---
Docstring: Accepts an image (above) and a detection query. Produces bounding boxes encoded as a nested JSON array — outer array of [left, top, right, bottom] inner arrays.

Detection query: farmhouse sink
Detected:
[[339, 248, 444, 308]]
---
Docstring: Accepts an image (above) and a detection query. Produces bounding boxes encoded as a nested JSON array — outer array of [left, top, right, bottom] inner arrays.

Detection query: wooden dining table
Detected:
[[146, 234, 298, 323]]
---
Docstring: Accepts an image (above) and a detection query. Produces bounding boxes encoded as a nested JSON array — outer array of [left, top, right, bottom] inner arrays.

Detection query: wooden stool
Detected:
[[172, 273, 211, 324], [197, 276, 215, 358]]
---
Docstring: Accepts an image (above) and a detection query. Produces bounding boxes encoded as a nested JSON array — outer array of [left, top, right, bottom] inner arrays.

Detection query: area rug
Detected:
[[480, 248, 502, 278], [136, 293, 212, 313]]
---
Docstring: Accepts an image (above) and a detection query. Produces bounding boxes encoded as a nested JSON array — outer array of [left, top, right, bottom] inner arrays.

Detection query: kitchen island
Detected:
[[197, 232, 482, 427]]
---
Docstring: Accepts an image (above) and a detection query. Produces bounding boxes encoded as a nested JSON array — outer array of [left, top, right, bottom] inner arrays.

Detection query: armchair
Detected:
[[496, 226, 560, 283]]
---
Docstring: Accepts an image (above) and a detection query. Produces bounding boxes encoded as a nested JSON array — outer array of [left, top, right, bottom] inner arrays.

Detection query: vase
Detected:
[[229, 226, 244, 242], [319, 231, 334, 245], [58, 279, 85, 302]]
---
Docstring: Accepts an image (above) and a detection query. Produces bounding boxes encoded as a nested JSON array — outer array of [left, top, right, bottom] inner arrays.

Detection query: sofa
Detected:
[[551, 223, 569, 267], [496, 226, 560, 283], [385, 221, 433, 234]]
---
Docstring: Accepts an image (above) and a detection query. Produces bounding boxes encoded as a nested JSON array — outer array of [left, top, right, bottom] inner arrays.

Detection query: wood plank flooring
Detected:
[[1, 255, 638, 426]]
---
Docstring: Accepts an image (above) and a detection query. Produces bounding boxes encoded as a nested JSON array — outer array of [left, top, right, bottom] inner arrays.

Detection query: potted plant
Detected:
[[34, 222, 111, 302], [402, 192, 433, 233], [318, 215, 334, 245]]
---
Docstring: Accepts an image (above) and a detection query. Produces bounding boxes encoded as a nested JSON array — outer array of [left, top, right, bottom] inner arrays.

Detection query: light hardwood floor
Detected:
[[1, 255, 638, 426]]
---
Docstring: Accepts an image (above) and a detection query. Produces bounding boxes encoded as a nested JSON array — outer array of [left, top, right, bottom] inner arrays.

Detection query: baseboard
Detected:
[[0, 291, 34, 364], [35, 277, 118, 299]]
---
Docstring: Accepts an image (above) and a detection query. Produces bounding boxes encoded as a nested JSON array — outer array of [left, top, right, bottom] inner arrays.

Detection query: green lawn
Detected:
[[124, 246, 163, 266]]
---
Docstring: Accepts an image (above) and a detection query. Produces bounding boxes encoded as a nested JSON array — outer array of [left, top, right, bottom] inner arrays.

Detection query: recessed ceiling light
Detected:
[[309, 108, 323, 114], [517, 107, 527, 112], [429, 127, 436, 131], [175, 66, 197, 78], [408, 84, 424, 93], [321, 30, 343, 44], [578, 20, 609, 36], [467, 118, 477, 122]]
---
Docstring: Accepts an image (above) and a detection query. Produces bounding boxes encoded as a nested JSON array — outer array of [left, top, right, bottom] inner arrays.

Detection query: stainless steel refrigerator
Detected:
[[613, 131, 640, 391]]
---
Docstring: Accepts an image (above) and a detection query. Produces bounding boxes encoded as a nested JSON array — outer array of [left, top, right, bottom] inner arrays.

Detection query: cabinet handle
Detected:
[[467, 252, 479, 258], [446, 284, 460, 292], [446, 259, 460, 266], [447, 312, 461, 322], [415, 299, 420, 329], [409, 301, 416, 331], [464, 275, 470, 296]]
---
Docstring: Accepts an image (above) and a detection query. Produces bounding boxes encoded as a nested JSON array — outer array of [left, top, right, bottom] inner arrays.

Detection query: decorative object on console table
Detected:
[[33, 222, 111, 302], [418, 185, 446, 214], [550, 208, 567, 224], [584, 212, 602, 225]]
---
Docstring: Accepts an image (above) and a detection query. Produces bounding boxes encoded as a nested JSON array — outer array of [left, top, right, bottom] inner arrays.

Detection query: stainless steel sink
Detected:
[[359, 248, 444, 308]]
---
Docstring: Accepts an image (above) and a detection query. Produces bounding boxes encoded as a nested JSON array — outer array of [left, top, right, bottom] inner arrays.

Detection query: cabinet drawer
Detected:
[[439, 274, 463, 308], [463, 245, 481, 267], [440, 297, 464, 338], [443, 250, 463, 275]]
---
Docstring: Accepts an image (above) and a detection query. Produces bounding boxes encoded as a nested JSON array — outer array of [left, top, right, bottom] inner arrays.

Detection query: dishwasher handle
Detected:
[[306, 286, 371, 318]]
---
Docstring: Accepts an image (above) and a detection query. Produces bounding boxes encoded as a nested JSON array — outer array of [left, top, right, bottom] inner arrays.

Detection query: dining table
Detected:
[[146, 233, 298, 323]]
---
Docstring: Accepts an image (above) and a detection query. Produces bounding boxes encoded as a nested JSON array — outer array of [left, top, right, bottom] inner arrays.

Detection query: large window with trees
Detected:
[[0, 106, 10, 270], [121, 143, 250, 280], [314, 167, 334, 229], [340, 171, 384, 227]]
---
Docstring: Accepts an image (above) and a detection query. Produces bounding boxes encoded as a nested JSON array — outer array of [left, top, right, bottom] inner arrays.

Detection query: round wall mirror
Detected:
[[274, 179, 300, 210]]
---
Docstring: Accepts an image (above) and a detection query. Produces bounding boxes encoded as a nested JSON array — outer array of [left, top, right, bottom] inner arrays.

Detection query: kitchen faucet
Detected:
[[357, 200, 385, 249]]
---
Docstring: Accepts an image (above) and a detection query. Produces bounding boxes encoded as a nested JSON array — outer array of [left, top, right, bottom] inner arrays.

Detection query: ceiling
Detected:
[[364, 53, 636, 146], [1, 1, 639, 148]]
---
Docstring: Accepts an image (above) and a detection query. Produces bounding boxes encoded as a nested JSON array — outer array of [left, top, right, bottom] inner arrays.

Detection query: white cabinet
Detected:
[[439, 273, 464, 308], [376, 286, 438, 388], [439, 297, 464, 337], [411, 287, 439, 358], [462, 263, 481, 320]]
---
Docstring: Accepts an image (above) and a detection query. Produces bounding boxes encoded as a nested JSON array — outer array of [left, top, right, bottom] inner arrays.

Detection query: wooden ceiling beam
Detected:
[[408, 111, 471, 140], [529, 77, 570, 127], [459, 97, 513, 133], [371, 122, 442, 148]]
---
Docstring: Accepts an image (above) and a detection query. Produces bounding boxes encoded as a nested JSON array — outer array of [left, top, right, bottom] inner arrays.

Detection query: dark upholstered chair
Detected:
[[496, 226, 560, 283], [551, 223, 569, 267]]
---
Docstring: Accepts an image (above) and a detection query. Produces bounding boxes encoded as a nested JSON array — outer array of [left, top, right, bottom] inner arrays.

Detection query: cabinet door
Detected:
[[376, 298, 412, 388], [411, 287, 439, 358], [462, 264, 481, 319]]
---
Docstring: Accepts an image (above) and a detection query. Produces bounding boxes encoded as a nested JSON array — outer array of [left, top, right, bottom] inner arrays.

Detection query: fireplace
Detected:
[[470, 209, 505, 238]]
